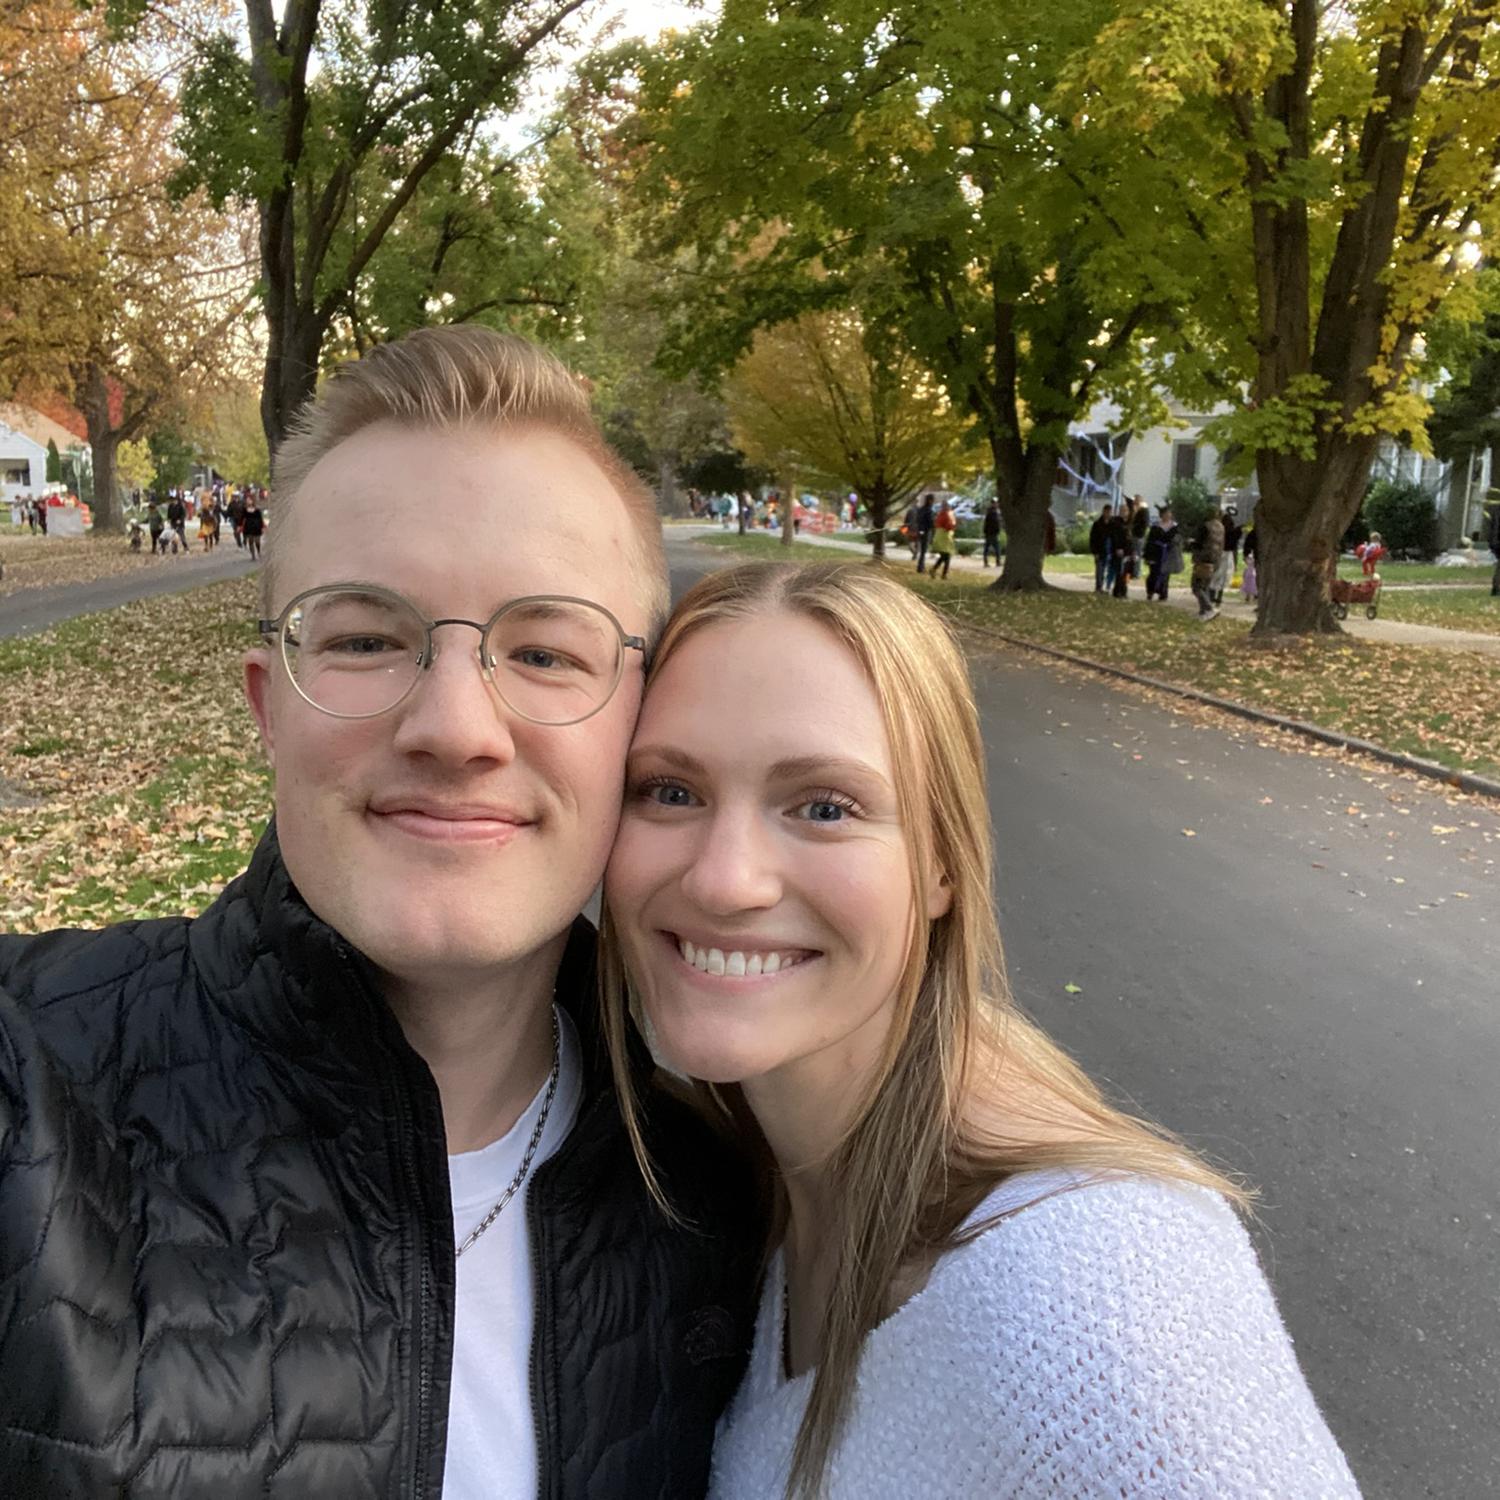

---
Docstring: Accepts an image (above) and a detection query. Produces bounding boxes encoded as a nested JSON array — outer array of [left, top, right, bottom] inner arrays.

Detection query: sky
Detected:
[[512, 0, 714, 131]]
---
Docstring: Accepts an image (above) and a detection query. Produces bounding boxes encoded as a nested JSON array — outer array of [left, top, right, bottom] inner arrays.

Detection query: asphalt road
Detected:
[[2, 530, 1492, 1494], [0, 547, 259, 637], [668, 535, 1498, 1500]]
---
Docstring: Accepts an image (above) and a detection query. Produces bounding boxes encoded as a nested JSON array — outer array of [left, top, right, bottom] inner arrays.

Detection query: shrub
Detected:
[[955, 538, 978, 557], [1362, 479, 1439, 559], [1165, 476, 1215, 536]]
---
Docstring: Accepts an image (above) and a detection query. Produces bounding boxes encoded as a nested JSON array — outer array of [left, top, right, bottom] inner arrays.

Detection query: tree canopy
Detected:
[[726, 309, 978, 553]]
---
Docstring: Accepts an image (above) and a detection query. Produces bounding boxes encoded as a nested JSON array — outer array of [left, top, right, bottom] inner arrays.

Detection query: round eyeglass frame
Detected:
[[257, 582, 648, 726]]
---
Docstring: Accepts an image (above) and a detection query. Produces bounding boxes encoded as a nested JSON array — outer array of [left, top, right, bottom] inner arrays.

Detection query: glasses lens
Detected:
[[282, 588, 424, 717], [486, 599, 622, 725]]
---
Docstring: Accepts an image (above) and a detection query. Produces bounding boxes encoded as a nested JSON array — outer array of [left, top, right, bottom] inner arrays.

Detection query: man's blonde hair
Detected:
[[265, 325, 668, 630]]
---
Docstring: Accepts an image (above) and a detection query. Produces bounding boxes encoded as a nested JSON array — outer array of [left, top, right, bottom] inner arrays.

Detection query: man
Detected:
[[1191, 505, 1226, 620], [1089, 502, 1112, 591], [913, 491, 936, 573], [1106, 504, 1132, 598], [982, 498, 1002, 568], [0, 327, 757, 1497]]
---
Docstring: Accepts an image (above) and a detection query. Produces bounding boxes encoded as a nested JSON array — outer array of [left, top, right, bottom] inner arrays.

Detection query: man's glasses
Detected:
[[257, 584, 646, 725]]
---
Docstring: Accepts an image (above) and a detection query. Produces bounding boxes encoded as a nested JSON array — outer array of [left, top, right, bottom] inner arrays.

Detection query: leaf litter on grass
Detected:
[[0, 578, 271, 931]]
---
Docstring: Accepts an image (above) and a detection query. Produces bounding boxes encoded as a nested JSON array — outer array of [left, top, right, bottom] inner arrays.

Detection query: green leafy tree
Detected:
[[0, 0, 256, 530], [725, 310, 979, 557], [616, 1, 1183, 591], [45, 439, 62, 484], [198, 384, 271, 487], [148, 426, 196, 496], [173, 0, 595, 456], [1068, 1, 1500, 633]]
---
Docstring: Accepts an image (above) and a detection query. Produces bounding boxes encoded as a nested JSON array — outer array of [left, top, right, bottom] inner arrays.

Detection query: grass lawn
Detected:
[[698, 533, 1500, 782], [1377, 587, 1500, 636], [0, 577, 272, 931]]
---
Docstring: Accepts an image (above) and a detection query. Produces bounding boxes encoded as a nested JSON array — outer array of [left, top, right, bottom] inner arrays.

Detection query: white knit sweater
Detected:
[[710, 1173, 1361, 1498]]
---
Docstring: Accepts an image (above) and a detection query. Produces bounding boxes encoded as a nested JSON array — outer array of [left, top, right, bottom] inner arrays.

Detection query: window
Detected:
[[3, 460, 32, 485], [1172, 442, 1199, 482]]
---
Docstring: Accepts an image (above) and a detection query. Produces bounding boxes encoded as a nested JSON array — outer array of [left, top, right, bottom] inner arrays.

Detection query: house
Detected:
[[1, 416, 48, 508], [1051, 398, 1253, 523], [1053, 396, 1493, 546], [0, 403, 93, 507]]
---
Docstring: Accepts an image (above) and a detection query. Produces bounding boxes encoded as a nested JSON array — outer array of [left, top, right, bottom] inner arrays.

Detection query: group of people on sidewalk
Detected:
[[141, 488, 266, 558], [1090, 496, 1250, 619]]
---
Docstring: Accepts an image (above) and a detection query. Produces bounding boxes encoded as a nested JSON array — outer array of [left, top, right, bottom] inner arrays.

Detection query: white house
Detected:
[[0, 417, 48, 511], [1052, 396, 1492, 544], [0, 403, 92, 513], [1051, 398, 1252, 523]]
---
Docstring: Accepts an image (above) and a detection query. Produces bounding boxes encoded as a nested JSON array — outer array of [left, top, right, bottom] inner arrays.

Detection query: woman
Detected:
[[603, 561, 1358, 1499], [929, 498, 955, 578]]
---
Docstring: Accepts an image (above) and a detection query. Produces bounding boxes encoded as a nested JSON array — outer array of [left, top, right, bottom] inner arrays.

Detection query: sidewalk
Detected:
[[693, 525, 1500, 659]]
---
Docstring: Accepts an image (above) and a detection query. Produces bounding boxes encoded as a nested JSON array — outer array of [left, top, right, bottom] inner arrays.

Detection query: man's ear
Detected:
[[243, 648, 277, 768]]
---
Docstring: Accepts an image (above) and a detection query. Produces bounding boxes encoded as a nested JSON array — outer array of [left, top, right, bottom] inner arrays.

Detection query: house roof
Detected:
[[0, 402, 88, 454]]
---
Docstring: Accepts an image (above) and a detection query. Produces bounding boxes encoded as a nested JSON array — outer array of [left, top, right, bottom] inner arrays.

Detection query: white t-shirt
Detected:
[[442, 1006, 583, 1500]]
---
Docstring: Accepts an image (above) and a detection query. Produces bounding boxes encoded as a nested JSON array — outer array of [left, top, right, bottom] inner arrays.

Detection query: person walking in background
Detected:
[[198, 500, 220, 551], [1090, 503, 1112, 591], [242, 493, 265, 561], [982, 498, 1002, 568], [147, 499, 165, 555], [1129, 494, 1149, 584], [1487, 497, 1500, 596], [913, 491, 935, 574], [166, 493, 187, 556], [33, 496, 48, 535], [1192, 505, 1226, 620], [1212, 504, 1240, 605], [228, 489, 246, 547], [1144, 504, 1179, 601], [929, 496, 956, 578], [1106, 504, 1131, 598]]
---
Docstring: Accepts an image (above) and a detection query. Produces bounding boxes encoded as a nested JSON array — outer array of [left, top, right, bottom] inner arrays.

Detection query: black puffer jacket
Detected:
[[0, 828, 760, 1498]]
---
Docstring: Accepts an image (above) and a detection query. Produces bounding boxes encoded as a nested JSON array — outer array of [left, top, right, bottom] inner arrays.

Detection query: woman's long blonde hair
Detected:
[[601, 560, 1250, 1498]]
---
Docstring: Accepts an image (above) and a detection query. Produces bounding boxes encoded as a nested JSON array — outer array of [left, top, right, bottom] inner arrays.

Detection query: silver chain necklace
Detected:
[[455, 1008, 561, 1259]]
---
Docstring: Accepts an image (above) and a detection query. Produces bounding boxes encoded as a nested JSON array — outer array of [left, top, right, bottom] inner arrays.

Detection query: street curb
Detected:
[[945, 616, 1500, 803]]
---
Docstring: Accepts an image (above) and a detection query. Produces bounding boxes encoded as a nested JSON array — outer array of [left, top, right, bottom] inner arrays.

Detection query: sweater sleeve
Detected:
[[959, 1177, 1362, 1498]]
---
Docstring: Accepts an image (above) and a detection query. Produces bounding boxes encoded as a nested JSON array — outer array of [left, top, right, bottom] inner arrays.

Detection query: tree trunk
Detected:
[[1252, 433, 1378, 635], [76, 363, 124, 533], [990, 451, 1055, 592], [781, 467, 797, 549], [863, 483, 889, 559], [261, 304, 324, 463]]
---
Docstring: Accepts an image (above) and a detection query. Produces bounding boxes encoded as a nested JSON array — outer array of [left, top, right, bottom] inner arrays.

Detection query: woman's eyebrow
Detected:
[[628, 745, 889, 789]]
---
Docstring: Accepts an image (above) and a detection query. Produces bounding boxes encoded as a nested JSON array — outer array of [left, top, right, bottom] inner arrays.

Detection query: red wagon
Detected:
[[1330, 573, 1382, 620]]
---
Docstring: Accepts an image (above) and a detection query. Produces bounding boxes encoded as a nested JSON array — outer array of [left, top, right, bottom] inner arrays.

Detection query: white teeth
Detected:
[[675, 937, 810, 977]]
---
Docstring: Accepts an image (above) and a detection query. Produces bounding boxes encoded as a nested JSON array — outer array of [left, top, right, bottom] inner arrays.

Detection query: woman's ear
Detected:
[[926, 866, 953, 921]]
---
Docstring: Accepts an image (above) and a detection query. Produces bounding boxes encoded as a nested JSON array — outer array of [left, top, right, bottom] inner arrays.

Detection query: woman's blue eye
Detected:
[[800, 798, 855, 823], [643, 782, 696, 807]]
